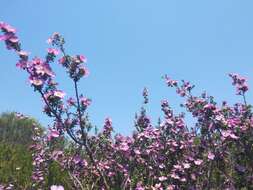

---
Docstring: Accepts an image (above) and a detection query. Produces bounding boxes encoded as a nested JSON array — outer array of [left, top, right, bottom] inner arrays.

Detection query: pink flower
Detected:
[[0, 22, 16, 33], [79, 55, 87, 63], [158, 176, 167, 182], [207, 152, 215, 160], [230, 133, 239, 140], [173, 164, 182, 170], [16, 60, 28, 69], [221, 130, 230, 138], [0, 35, 6, 41], [53, 90, 65, 99], [0, 33, 14, 41], [167, 185, 175, 190], [58, 57, 66, 64], [18, 50, 29, 57], [50, 129, 60, 138], [79, 66, 89, 77], [183, 163, 190, 169], [48, 48, 59, 56], [203, 103, 216, 111], [47, 38, 53, 44], [119, 142, 129, 152], [47, 32, 60, 44], [67, 97, 76, 106], [80, 97, 91, 107], [29, 77, 44, 86], [135, 182, 145, 190], [170, 173, 180, 179], [229, 73, 249, 95], [164, 75, 178, 87], [9, 37, 19, 43], [72, 155, 81, 164], [48, 129, 60, 141], [194, 159, 203, 166], [221, 130, 239, 140], [134, 149, 141, 155], [50, 185, 64, 190]]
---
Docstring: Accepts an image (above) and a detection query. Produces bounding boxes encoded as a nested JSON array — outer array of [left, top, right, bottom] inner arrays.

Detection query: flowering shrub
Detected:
[[1, 21, 253, 189]]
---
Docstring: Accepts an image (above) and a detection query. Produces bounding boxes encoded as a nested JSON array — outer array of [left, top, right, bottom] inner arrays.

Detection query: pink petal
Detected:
[[207, 152, 215, 160]]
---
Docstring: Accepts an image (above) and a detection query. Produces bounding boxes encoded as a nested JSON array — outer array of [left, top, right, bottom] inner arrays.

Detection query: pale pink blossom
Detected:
[[183, 163, 190, 169], [158, 176, 167, 181], [47, 129, 60, 141], [53, 90, 65, 99], [48, 48, 59, 56], [9, 37, 19, 43], [194, 159, 203, 166], [29, 77, 43, 86], [18, 50, 29, 57], [80, 97, 91, 107], [207, 152, 215, 160], [50, 185, 64, 190]]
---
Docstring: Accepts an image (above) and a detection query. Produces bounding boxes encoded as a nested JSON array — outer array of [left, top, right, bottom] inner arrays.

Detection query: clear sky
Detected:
[[1, 0, 253, 135]]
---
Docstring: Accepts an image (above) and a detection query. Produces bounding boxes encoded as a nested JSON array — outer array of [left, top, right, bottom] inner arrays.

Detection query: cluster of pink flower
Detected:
[[1, 22, 253, 189]]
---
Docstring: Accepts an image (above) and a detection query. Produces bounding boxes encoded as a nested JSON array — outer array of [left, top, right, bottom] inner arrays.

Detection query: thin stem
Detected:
[[73, 80, 110, 189], [68, 171, 85, 190], [60, 44, 109, 189], [243, 92, 247, 106], [38, 89, 83, 145]]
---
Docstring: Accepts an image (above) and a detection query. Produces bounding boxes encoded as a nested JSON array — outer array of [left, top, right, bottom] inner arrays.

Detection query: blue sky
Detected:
[[1, 0, 253, 135]]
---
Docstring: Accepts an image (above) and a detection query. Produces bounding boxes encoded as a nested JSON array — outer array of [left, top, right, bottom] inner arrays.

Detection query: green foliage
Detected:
[[0, 112, 72, 189], [0, 143, 33, 189], [46, 161, 73, 189], [0, 112, 43, 146]]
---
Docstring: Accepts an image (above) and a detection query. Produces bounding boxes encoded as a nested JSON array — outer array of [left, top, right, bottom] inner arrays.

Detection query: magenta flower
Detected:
[[47, 32, 60, 44], [119, 142, 129, 152], [80, 97, 91, 107], [0, 33, 14, 41], [0, 22, 16, 33], [47, 48, 59, 56], [58, 57, 66, 64], [72, 155, 82, 164], [221, 130, 239, 140], [67, 97, 76, 106], [79, 55, 87, 63], [0, 35, 6, 41], [229, 73, 249, 95], [164, 75, 178, 87], [48, 129, 60, 141]]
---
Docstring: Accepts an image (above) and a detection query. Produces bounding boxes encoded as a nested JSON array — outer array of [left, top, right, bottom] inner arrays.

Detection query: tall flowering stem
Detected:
[[0, 22, 109, 189], [51, 34, 109, 189]]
